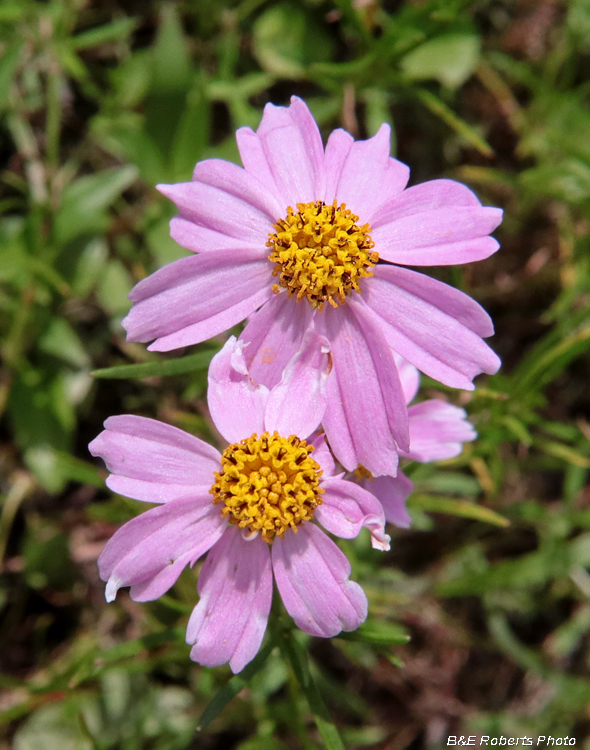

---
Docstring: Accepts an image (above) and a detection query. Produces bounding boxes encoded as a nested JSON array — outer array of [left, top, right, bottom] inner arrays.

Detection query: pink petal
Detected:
[[323, 129, 354, 205], [322, 364, 358, 473], [122, 250, 273, 352], [236, 126, 283, 204], [255, 99, 320, 207], [239, 292, 314, 389], [362, 473, 413, 528], [334, 124, 392, 221], [192, 158, 284, 219], [288, 96, 326, 200], [169, 217, 263, 254], [393, 352, 421, 405], [157, 181, 273, 245], [404, 400, 476, 462], [308, 432, 336, 478], [372, 206, 502, 266], [371, 179, 484, 228], [264, 329, 331, 440], [364, 266, 500, 389], [89, 415, 220, 503], [187, 527, 272, 673], [316, 299, 409, 476], [365, 157, 410, 223], [316, 477, 390, 551], [272, 523, 367, 637], [98, 494, 225, 602], [207, 337, 268, 443]]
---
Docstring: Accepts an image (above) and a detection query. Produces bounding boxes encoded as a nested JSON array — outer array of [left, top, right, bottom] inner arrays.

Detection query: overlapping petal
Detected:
[[240, 292, 314, 389], [316, 477, 390, 550], [272, 523, 367, 637], [264, 329, 331, 439], [88, 415, 220, 503], [187, 527, 272, 674], [207, 337, 269, 443], [361, 473, 413, 528], [316, 298, 409, 476]]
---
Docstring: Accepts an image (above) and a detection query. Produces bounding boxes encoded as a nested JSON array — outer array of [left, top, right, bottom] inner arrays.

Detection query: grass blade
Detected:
[[409, 494, 510, 527], [197, 640, 275, 731], [92, 348, 218, 379], [280, 632, 345, 750]]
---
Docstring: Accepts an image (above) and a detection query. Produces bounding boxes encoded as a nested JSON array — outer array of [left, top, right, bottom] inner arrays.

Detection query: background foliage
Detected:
[[1, 0, 590, 747]]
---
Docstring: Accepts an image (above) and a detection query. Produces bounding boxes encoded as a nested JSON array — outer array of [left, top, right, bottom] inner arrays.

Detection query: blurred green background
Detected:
[[1, 0, 590, 747]]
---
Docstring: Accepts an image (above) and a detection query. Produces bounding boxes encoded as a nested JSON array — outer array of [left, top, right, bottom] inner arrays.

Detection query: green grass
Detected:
[[1, 0, 590, 747]]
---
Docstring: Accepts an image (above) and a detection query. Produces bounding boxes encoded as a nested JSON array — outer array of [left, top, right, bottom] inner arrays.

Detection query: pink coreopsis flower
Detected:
[[89, 334, 390, 673], [122, 96, 501, 477], [356, 354, 477, 528]]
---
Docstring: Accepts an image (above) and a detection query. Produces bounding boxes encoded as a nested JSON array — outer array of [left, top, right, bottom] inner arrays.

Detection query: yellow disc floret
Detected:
[[267, 200, 378, 310], [210, 431, 324, 543]]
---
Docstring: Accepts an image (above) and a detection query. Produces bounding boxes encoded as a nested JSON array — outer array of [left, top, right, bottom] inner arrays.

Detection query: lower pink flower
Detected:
[[89, 333, 389, 673]]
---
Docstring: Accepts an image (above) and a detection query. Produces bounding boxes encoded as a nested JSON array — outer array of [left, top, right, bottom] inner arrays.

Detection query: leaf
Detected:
[[416, 88, 494, 157], [70, 17, 137, 50], [401, 34, 481, 89], [38, 318, 90, 368], [338, 620, 410, 646], [535, 441, 590, 469], [514, 325, 590, 393], [408, 495, 510, 527], [197, 640, 275, 731], [92, 348, 218, 379], [280, 633, 346, 750], [54, 166, 138, 245], [0, 42, 22, 110]]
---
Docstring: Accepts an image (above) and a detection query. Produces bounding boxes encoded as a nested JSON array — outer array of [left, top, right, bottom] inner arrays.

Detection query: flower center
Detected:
[[210, 431, 324, 543], [267, 200, 378, 311]]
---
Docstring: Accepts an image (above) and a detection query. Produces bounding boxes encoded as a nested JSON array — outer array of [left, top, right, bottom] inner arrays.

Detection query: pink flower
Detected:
[[356, 355, 477, 528], [89, 334, 390, 673], [122, 97, 501, 477]]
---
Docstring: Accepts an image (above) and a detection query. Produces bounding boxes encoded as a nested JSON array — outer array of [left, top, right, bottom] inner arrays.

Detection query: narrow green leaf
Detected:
[[197, 640, 275, 731], [70, 17, 137, 50], [280, 633, 345, 750], [514, 325, 590, 393], [0, 43, 22, 110], [416, 88, 494, 157], [536, 440, 590, 468], [409, 494, 510, 527], [92, 349, 218, 379], [338, 619, 410, 646]]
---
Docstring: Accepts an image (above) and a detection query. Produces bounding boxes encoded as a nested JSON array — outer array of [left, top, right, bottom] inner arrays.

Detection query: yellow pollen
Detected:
[[267, 200, 378, 311], [353, 464, 374, 482], [210, 431, 324, 543]]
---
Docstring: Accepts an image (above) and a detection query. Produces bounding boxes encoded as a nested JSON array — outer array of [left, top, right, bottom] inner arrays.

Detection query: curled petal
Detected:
[[272, 523, 367, 637], [316, 477, 390, 551], [89, 415, 220, 503], [207, 337, 268, 443], [264, 329, 331, 440], [187, 527, 272, 674]]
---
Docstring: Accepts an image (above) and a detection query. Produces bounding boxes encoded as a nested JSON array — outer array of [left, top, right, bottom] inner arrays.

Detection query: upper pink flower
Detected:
[[122, 96, 501, 478], [89, 334, 390, 673]]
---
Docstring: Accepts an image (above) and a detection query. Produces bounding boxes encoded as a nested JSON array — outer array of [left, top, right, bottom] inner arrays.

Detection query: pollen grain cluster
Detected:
[[267, 200, 378, 310], [210, 431, 324, 543]]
